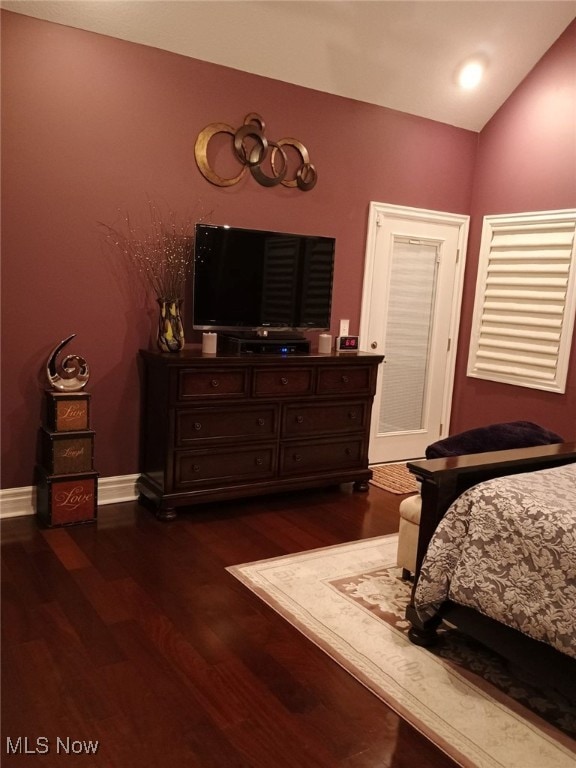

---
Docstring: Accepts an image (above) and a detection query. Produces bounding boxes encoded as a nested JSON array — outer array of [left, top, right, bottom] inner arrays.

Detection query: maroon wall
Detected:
[[450, 20, 576, 440], [2, 12, 574, 491], [1, 11, 477, 489]]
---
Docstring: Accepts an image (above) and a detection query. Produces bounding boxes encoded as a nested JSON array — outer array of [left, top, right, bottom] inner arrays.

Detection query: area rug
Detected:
[[228, 535, 575, 768], [369, 462, 420, 493]]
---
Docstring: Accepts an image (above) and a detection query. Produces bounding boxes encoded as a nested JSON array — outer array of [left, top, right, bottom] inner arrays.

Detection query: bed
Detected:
[[404, 441, 576, 701]]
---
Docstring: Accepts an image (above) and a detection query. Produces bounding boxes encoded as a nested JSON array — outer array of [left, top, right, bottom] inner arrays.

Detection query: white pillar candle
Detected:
[[202, 332, 217, 354], [318, 333, 333, 354]]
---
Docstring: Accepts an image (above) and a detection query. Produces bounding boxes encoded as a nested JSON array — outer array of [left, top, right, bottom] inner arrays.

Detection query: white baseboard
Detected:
[[0, 474, 140, 519]]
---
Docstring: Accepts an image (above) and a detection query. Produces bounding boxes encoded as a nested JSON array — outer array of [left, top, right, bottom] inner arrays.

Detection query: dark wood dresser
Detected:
[[138, 349, 384, 519]]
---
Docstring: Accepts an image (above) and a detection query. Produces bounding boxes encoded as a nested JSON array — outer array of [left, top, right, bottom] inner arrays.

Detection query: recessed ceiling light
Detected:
[[458, 59, 485, 90]]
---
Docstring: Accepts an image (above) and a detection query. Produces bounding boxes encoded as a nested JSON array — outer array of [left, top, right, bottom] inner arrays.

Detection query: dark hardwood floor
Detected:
[[1, 483, 457, 768]]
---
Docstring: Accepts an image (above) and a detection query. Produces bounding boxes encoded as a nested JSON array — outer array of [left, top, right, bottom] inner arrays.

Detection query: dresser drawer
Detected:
[[253, 368, 314, 397], [317, 366, 374, 396], [282, 401, 368, 438], [178, 368, 249, 400], [176, 405, 278, 445], [174, 444, 277, 488], [280, 437, 364, 476]]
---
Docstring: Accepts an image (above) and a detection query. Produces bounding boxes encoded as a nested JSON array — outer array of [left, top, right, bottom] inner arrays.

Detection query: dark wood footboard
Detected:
[[403, 441, 576, 699]]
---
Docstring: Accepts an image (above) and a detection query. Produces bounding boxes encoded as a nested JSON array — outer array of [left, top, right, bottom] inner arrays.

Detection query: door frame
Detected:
[[359, 202, 469, 459]]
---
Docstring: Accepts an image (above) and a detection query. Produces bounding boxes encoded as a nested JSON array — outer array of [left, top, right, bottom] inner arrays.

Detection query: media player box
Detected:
[[218, 335, 311, 355], [44, 390, 91, 432], [36, 468, 98, 528], [39, 427, 95, 475]]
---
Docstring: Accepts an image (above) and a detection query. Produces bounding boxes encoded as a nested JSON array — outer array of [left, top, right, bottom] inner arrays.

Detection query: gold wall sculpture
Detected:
[[194, 113, 317, 191]]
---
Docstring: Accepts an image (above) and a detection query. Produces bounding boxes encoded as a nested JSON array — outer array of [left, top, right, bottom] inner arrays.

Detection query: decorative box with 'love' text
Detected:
[[36, 470, 98, 527]]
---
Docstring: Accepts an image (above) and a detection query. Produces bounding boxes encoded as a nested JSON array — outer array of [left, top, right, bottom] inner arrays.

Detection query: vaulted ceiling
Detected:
[[2, 1, 575, 131]]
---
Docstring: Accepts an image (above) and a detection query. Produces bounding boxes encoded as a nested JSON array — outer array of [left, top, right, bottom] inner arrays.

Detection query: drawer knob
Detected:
[[193, 464, 201, 473], [293, 453, 302, 462], [194, 422, 202, 431], [280, 377, 288, 385], [210, 379, 220, 388], [257, 418, 265, 426], [255, 457, 263, 466], [341, 375, 349, 384], [345, 448, 352, 456], [348, 411, 357, 420], [296, 415, 304, 424]]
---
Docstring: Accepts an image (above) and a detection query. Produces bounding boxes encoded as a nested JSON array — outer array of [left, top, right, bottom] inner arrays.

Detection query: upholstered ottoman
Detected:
[[397, 492, 422, 579]]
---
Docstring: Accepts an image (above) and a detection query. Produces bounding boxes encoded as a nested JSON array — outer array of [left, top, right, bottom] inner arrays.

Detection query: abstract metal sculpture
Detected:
[[46, 334, 90, 391]]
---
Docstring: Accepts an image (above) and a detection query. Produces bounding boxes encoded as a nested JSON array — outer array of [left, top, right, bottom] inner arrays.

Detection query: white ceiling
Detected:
[[3, 0, 575, 131]]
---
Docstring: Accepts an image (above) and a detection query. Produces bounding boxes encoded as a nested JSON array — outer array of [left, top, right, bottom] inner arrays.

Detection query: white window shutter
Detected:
[[467, 210, 576, 393]]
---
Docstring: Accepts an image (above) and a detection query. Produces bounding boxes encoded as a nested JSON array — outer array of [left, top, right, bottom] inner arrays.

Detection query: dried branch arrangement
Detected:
[[100, 201, 207, 299]]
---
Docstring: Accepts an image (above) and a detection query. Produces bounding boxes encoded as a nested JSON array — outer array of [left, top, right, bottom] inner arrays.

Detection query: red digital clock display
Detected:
[[336, 335, 359, 352]]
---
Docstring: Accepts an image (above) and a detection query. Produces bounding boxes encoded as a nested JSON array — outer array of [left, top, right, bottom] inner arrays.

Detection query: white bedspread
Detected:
[[414, 463, 576, 659]]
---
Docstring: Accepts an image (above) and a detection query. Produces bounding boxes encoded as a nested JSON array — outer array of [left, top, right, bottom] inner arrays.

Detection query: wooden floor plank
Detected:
[[2, 484, 455, 768]]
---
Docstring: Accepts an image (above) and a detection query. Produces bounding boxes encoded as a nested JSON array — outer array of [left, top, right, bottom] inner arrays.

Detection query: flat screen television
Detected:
[[191, 224, 335, 332]]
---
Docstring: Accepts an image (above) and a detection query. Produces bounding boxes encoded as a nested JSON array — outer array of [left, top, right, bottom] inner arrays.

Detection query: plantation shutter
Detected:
[[467, 210, 576, 393]]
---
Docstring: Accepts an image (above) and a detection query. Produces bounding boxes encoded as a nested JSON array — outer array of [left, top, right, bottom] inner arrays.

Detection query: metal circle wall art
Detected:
[[194, 113, 317, 191]]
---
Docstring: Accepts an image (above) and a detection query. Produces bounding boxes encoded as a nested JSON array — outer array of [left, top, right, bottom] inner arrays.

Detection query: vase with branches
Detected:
[[100, 201, 207, 352]]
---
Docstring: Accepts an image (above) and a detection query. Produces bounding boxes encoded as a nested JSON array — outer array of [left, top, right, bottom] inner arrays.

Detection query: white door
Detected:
[[360, 203, 469, 463]]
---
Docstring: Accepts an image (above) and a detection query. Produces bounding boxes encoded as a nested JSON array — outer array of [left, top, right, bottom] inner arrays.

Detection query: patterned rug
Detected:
[[228, 535, 576, 768], [369, 462, 421, 493]]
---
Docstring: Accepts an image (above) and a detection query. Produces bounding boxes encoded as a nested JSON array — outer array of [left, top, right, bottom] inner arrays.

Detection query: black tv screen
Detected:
[[191, 224, 335, 331]]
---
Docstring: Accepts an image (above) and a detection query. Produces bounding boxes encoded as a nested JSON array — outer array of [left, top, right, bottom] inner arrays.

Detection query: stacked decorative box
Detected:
[[36, 391, 98, 527]]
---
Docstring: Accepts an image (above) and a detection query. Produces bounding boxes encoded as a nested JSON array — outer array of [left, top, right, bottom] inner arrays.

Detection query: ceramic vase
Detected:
[[157, 298, 184, 352]]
